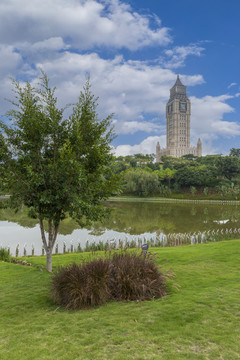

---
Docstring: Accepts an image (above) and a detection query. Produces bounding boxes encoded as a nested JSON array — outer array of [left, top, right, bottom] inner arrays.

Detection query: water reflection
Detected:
[[99, 201, 240, 234], [0, 201, 239, 255]]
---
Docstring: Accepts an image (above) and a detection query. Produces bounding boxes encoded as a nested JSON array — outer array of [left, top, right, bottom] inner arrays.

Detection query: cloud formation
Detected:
[[227, 82, 237, 89], [114, 136, 166, 157], [190, 95, 239, 136], [0, 0, 171, 50], [162, 44, 205, 68], [33, 51, 203, 123]]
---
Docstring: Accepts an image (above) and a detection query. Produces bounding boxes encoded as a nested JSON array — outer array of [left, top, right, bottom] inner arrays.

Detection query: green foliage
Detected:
[[215, 156, 240, 180], [173, 182, 181, 193], [0, 72, 120, 271], [162, 156, 184, 170], [154, 168, 175, 187], [196, 154, 221, 166], [0, 247, 12, 262], [51, 251, 167, 309], [111, 152, 240, 198], [0, 133, 9, 196], [216, 181, 240, 199], [112, 153, 158, 172], [173, 163, 218, 187], [203, 187, 209, 196], [230, 148, 240, 158], [124, 168, 159, 196], [181, 154, 198, 161], [190, 186, 197, 196], [159, 184, 172, 197]]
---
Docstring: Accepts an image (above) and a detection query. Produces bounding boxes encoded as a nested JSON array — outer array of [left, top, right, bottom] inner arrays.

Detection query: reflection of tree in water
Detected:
[[0, 202, 240, 236], [94, 202, 240, 235], [0, 207, 38, 228], [94, 202, 173, 234], [0, 207, 81, 235], [190, 207, 197, 216], [88, 228, 105, 236]]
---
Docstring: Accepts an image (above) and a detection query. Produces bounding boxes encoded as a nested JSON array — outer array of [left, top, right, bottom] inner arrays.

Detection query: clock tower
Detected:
[[156, 75, 202, 161], [167, 75, 190, 152]]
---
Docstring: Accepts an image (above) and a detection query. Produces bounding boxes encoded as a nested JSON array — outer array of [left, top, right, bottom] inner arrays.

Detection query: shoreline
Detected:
[[108, 196, 240, 205]]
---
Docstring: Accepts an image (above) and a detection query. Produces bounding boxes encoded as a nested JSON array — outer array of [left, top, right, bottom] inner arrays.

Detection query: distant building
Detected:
[[156, 75, 202, 162]]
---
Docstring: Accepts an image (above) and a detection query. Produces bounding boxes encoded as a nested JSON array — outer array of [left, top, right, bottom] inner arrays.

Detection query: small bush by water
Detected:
[[51, 251, 168, 309], [0, 247, 12, 262]]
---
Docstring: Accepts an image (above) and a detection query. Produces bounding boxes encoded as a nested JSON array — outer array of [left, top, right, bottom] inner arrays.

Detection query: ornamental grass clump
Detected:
[[51, 259, 110, 309], [109, 251, 167, 301], [51, 251, 168, 310]]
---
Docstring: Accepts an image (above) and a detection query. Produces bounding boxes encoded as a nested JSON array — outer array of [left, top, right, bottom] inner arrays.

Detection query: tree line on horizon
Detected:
[[110, 149, 240, 198]]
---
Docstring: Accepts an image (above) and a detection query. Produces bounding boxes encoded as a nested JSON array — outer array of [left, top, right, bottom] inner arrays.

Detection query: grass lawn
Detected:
[[1, 240, 240, 360]]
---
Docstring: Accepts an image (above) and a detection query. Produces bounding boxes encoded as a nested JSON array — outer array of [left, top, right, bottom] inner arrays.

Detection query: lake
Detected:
[[0, 200, 240, 256]]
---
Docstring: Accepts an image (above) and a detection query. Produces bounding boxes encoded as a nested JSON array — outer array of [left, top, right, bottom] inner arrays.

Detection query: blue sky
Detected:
[[1, 0, 239, 156]]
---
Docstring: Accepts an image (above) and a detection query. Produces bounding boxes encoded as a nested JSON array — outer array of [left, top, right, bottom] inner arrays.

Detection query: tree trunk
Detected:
[[39, 215, 59, 272], [46, 248, 53, 272]]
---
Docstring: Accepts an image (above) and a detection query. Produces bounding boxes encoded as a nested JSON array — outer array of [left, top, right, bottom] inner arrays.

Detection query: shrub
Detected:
[[108, 252, 167, 301], [0, 247, 12, 262], [51, 259, 110, 309], [51, 251, 168, 309], [190, 186, 197, 196]]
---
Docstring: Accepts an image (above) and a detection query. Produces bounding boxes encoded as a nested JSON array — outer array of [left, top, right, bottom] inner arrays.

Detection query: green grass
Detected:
[[1, 240, 240, 359]]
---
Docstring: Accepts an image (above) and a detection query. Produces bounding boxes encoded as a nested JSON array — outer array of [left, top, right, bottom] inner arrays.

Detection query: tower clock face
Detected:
[[180, 102, 187, 111]]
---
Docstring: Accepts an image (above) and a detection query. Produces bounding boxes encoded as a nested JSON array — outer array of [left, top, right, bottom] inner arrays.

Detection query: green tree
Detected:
[[182, 154, 198, 161], [0, 133, 9, 196], [215, 156, 240, 181], [0, 73, 120, 271], [155, 168, 176, 187], [174, 164, 217, 187], [124, 168, 159, 196], [230, 148, 240, 158]]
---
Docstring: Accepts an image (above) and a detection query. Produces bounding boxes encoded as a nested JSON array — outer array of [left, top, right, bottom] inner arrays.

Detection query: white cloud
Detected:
[[0, 0, 171, 51], [0, 44, 22, 77], [114, 136, 166, 157], [190, 95, 239, 137], [31, 37, 67, 51], [0, 45, 23, 114], [161, 44, 205, 68], [15, 37, 70, 65], [0, 48, 203, 118], [227, 82, 237, 89], [113, 120, 162, 134], [34, 52, 204, 123], [188, 94, 240, 155]]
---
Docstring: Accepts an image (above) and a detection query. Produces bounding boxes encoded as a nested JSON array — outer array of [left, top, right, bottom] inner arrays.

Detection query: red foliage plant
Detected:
[[51, 251, 170, 310]]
